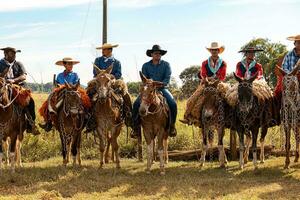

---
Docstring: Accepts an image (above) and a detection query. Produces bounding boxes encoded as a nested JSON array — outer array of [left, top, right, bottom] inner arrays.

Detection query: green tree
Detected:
[[127, 81, 140, 97], [179, 65, 200, 98], [240, 38, 288, 87]]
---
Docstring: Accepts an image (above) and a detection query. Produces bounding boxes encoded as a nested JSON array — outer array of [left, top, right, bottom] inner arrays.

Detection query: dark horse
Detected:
[[0, 68, 26, 173], [55, 82, 85, 166], [233, 73, 279, 169]]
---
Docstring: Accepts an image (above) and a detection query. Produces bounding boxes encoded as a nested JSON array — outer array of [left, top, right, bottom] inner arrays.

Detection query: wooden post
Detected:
[[230, 129, 237, 160], [102, 0, 107, 44]]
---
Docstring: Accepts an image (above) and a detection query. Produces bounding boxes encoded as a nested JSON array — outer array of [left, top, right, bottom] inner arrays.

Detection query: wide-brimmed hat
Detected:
[[206, 42, 225, 54], [96, 43, 119, 50], [55, 57, 80, 66], [287, 34, 300, 41], [238, 46, 263, 53], [0, 47, 21, 53], [146, 45, 167, 57]]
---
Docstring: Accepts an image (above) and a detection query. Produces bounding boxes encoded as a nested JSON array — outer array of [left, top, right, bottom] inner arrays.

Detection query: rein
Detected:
[[0, 84, 20, 109]]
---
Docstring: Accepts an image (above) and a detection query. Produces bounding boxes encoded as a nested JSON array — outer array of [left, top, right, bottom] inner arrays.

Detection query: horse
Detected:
[[233, 72, 279, 169], [199, 78, 233, 168], [92, 65, 123, 169], [139, 71, 169, 175], [54, 82, 85, 166], [0, 68, 26, 173], [276, 60, 300, 168]]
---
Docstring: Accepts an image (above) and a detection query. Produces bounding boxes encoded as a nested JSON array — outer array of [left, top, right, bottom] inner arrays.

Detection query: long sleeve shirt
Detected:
[[141, 59, 171, 86], [235, 60, 263, 80], [93, 56, 122, 79], [282, 49, 300, 73], [200, 58, 227, 81], [56, 71, 79, 85]]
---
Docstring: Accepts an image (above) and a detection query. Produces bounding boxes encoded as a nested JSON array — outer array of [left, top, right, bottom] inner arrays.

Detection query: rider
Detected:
[[0, 47, 40, 135], [131, 44, 177, 138], [235, 46, 264, 80], [86, 43, 133, 132], [39, 57, 80, 131], [181, 42, 227, 125]]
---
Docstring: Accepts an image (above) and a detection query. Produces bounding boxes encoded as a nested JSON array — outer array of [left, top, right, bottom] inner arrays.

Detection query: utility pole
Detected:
[[102, 0, 107, 44]]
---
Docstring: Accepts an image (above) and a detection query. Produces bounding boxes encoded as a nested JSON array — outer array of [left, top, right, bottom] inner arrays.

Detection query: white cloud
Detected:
[[110, 0, 196, 8], [217, 0, 300, 6]]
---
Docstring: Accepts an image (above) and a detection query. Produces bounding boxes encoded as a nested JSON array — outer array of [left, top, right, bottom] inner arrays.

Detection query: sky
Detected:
[[0, 0, 299, 85]]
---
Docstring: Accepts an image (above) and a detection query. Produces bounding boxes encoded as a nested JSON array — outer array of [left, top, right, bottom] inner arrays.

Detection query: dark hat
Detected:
[[238, 46, 263, 53], [0, 47, 21, 53], [146, 45, 167, 57]]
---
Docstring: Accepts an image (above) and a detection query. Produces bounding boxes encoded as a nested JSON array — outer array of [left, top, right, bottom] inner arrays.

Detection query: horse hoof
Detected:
[[160, 171, 165, 176], [260, 160, 265, 164], [284, 165, 290, 169], [220, 164, 226, 169]]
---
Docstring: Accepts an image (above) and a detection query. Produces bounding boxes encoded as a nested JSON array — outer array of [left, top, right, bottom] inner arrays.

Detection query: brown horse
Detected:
[[0, 68, 26, 173], [139, 72, 169, 175], [92, 65, 123, 169], [199, 78, 231, 168], [54, 82, 85, 166], [276, 60, 300, 168]]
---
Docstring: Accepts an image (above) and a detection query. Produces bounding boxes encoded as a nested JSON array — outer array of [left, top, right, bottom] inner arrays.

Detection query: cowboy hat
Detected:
[[287, 34, 300, 41], [206, 42, 225, 54], [238, 46, 263, 53], [0, 47, 21, 53], [96, 43, 119, 50], [146, 44, 167, 57], [55, 57, 80, 66]]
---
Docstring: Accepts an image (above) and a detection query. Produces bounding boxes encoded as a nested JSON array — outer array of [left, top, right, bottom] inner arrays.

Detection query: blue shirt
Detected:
[[282, 49, 300, 72], [56, 71, 79, 85], [93, 56, 122, 79], [142, 59, 171, 86]]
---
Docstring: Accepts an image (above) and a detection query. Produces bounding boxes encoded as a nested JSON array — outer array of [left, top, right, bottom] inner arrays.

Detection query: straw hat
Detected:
[[55, 57, 80, 66], [287, 34, 300, 41], [146, 44, 167, 57], [238, 46, 263, 53], [0, 47, 21, 53], [206, 42, 225, 54], [96, 43, 119, 50]]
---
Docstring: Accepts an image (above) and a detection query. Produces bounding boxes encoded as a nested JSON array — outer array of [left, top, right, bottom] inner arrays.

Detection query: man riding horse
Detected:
[[0, 47, 40, 135], [39, 57, 90, 131], [131, 44, 177, 138], [86, 43, 133, 132], [181, 42, 227, 125]]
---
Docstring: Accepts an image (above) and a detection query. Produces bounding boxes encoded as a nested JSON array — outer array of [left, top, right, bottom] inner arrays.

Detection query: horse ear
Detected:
[[275, 65, 286, 76], [74, 79, 80, 89], [65, 81, 71, 89], [93, 63, 102, 76], [139, 71, 147, 83], [105, 64, 113, 74], [248, 72, 257, 83], [290, 60, 300, 76], [0, 67, 9, 78], [233, 72, 243, 83]]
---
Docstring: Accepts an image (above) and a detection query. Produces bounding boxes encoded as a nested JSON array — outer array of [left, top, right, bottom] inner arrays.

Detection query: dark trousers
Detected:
[[132, 88, 177, 127]]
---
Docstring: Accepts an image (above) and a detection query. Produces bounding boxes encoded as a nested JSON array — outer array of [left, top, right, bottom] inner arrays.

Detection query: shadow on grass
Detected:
[[0, 159, 299, 199]]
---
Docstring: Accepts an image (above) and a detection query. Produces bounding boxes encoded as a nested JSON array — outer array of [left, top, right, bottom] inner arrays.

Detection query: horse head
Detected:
[[63, 81, 83, 116], [93, 64, 115, 102], [201, 77, 220, 122], [234, 72, 257, 113], [139, 71, 164, 117]]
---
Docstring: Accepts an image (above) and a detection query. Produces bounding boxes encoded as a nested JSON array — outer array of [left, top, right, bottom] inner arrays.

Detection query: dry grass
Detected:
[[0, 157, 300, 200]]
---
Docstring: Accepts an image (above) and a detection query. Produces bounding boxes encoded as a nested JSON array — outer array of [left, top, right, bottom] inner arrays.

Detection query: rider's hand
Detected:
[[6, 79, 15, 84]]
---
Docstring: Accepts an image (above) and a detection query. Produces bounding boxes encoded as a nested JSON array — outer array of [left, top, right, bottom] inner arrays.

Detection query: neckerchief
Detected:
[[241, 59, 256, 79], [4, 59, 15, 79], [208, 57, 222, 77]]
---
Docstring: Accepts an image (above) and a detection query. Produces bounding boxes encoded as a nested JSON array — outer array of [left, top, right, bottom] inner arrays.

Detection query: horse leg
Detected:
[[294, 127, 300, 163], [15, 137, 22, 168], [163, 137, 168, 164], [260, 126, 268, 164], [111, 126, 121, 169], [251, 128, 259, 169], [60, 134, 68, 166], [0, 140, 3, 174], [157, 132, 165, 175], [152, 138, 156, 163], [104, 134, 111, 164], [243, 132, 251, 164], [98, 128, 105, 168], [2, 138, 9, 166], [284, 126, 291, 169], [77, 133, 82, 166], [71, 134, 79, 167], [9, 135, 17, 173], [200, 127, 208, 167], [217, 127, 226, 168], [238, 129, 245, 169], [144, 132, 153, 173], [137, 131, 143, 162]]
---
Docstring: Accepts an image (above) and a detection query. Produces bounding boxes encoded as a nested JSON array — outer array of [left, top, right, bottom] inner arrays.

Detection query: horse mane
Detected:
[[225, 80, 273, 107], [11, 84, 32, 107]]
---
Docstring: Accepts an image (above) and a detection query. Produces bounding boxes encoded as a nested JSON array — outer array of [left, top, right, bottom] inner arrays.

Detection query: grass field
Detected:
[[0, 157, 299, 200], [0, 93, 299, 199]]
